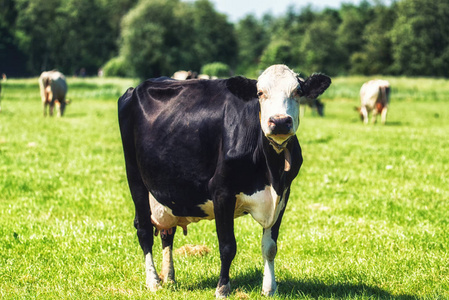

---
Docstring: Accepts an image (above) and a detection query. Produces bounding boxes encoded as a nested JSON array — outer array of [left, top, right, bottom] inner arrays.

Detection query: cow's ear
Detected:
[[226, 76, 258, 101], [300, 73, 331, 99]]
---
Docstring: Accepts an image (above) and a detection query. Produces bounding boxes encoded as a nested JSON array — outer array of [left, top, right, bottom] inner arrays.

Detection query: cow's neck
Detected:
[[259, 133, 292, 194]]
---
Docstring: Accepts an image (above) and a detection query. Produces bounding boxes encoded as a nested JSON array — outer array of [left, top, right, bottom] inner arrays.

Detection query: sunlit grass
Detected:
[[0, 76, 448, 299]]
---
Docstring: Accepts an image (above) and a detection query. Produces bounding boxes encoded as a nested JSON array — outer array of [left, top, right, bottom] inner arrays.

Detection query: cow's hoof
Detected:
[[215, 282, 231, 298], [262, 285, 277, 296], [146, 279, 162, 292], [161, 276, 176, 285]]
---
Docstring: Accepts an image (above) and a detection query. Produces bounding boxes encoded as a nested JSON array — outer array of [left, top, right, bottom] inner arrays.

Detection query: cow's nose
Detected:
[[268, 114, 293, 134]]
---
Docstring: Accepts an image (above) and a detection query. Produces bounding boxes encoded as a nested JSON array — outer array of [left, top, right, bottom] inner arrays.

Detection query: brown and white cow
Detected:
[[39, 71, 68, 117], [356, 79, 390, 124]]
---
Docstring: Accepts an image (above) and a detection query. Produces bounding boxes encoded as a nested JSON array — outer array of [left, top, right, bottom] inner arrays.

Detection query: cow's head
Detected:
[[257, 65, 331, 149]]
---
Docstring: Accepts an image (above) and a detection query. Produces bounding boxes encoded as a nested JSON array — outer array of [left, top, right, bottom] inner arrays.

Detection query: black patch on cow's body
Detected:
[[118, 77, 302, 218], [225, 76, 258, 101]]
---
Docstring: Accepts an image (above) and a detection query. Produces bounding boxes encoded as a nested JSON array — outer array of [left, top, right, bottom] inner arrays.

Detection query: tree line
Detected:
[[1, 0, 448, 79]]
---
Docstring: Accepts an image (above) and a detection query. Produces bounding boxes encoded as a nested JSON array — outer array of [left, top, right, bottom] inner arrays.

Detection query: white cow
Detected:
[[357, 79, 390, 124], [172, 70, 197, 80], [39, 71, 68, 117]]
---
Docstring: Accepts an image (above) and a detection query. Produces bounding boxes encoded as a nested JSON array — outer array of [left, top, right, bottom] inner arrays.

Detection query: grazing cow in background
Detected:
[[356, 79, 390, 124], [172, 70, 198, 80], [300, 97, 325, 117], [118, 64, 331, 297], [39, 71, 68, 117]]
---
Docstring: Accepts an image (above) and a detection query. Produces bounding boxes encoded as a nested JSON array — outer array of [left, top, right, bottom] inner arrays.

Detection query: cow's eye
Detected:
[[257, 91, 264, 97]]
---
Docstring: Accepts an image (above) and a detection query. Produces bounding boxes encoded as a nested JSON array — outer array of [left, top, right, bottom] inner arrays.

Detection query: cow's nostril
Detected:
[[268, 115, 293, 135]]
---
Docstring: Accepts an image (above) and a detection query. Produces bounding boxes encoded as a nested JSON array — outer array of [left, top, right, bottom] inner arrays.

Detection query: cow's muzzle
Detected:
[[268, 114, 293, 135]]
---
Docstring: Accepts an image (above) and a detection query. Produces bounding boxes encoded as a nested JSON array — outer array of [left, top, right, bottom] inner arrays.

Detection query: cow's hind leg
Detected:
[[119, 98, 160, 291], [381, 107, 388, 125], [131, 180, 160, 291], [55, 100, 61, 117], [160, 227, 176, 284]]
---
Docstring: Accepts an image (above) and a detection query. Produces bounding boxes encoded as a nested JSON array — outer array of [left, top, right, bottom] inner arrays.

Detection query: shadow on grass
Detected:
[[183, 268, 416, 299], [65, 112, 88, 118], [385, 121, 404, 126]]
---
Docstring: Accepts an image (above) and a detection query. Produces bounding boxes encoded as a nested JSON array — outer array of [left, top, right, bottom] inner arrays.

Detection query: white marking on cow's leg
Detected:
[[160, 245, 175, 284], [381, 107, 388, 125], [261, 228, 277, 296], [215, 282, 231, 299], [55, 101, 61, 117], [145, 252, 161, 291]]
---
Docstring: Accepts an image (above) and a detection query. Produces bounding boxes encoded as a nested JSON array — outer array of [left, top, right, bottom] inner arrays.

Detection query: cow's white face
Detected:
[[257, 65, 302, 147]]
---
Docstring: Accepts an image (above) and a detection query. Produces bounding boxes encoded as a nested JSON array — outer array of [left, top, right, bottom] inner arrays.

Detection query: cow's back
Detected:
[[49, 72, 67, 101]]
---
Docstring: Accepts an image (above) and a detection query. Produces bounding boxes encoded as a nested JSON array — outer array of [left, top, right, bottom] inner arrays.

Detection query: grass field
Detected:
[[0, 75, 448, 299]]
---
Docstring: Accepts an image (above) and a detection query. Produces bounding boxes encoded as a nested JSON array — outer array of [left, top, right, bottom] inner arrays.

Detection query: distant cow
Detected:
[[172, 70, 197, 80], [118, 65, 331, 297], [356, 79, 390, 124], [300, 97, 325, 117], [39, 71, 68, 117]]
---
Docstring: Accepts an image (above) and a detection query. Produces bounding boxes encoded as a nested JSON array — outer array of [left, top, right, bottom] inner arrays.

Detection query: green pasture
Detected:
[[0, 76, 448, 299]]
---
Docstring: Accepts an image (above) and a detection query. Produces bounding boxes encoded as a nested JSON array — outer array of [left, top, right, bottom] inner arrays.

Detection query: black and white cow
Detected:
[[118, 65, 331, 297]]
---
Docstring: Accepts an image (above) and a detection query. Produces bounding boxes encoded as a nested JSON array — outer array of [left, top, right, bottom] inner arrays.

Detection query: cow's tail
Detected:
[[118, 87, 135, 125], [380, 85, 390, 105], [118, 87, 136, 157]]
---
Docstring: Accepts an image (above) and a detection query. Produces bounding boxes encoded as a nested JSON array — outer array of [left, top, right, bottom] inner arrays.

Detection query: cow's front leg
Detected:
[[214, 194, 236, 298], [360, 107, 369, 124], [261, 201, 287, 296], [261, 228, 277, 296], [160, 227, 176, 284]]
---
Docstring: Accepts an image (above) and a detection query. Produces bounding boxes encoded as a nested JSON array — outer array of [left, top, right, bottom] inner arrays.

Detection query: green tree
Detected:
[[120, 0, 189, 78], [350, 3, 395, 75], [258, 40, 293, 70], [336, 2, 371, 72], [235, 14, 268, 74], [299, 9, 343, 75], [14, 0, 118, 75], [190, 0, 237, 71], [56, 0, 116, 75], [390, 0, 449, 76], [14, 0, 63, 74], [0, 0, 27, 76], [119, 0, 237, 79]]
